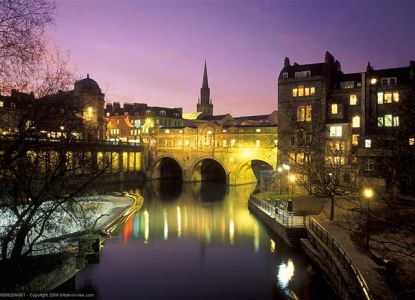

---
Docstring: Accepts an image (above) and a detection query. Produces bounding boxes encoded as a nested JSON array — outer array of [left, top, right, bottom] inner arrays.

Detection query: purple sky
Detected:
[[51, 0, 415, 116]]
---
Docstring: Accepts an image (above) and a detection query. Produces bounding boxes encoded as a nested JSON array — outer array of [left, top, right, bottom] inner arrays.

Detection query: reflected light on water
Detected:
[[270, 239, 276, 253], [133, 213, 139, 238], [253, 225, 259, 252], [177, 206, 182, 238], [229, 220, 235, 244], [144, 210, 149, 243], [278, 259, 295, 289], [163, 209, 168, 240]]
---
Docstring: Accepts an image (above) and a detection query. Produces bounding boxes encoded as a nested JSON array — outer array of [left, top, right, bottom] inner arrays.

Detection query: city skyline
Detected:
[[51, 0, 415, 116]]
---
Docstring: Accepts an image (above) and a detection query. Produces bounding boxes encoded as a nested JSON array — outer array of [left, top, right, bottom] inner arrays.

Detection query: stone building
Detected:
[[0, 74, 106, 140], [277, 52, 415, 194]]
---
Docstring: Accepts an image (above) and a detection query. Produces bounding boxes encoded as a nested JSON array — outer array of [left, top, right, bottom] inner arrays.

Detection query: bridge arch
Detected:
[[234, 159, 274, 184], [190, 157, 228, 183], [151, 155, 183, 180]]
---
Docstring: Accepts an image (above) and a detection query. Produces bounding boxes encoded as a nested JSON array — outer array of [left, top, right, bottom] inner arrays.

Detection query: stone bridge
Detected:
[[143, 123, 277, 185]]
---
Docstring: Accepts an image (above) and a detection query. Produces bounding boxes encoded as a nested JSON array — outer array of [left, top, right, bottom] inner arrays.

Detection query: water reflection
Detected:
[[72, 181, 335, 300]]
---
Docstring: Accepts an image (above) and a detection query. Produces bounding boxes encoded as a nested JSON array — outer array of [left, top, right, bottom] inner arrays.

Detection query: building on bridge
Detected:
[[277, 52, 415, 195], [104, 102, 183, 143]]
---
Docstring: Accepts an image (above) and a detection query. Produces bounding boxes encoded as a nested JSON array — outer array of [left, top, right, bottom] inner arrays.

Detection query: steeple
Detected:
[[197, 60, 213, 116], [202, 60, 209, 88]]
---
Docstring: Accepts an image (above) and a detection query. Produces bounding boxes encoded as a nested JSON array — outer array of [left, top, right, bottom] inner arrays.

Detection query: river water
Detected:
[[72, 181, 335, 299]]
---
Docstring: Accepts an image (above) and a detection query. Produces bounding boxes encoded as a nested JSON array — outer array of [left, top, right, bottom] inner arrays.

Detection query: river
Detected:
[[68, 180, 335, 299]]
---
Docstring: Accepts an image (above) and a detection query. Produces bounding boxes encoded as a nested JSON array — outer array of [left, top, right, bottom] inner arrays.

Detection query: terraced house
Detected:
[[278, 52, 415, 195]]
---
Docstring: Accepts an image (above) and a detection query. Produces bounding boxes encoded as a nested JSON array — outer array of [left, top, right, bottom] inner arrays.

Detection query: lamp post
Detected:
[[277, 167, 283, 194], [363, 187, 374, 250], [287, 174, 296, 212]]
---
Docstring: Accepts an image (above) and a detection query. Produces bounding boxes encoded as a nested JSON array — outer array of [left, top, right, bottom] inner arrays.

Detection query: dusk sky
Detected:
[[52, 0, 415, 116]]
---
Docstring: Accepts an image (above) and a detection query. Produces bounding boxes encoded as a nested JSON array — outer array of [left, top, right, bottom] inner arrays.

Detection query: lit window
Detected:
[[329, 125, 342, 137], [106, 112, 110, 116], [384, 93, 392, 103], [282, 72, 288, 79], [350, 94, 357, 105], [304, 87, 310, 96], [409, 138, 414, 146], [377, 92, 384, 104], [0, 101, 3, 108], [230, 139, 236, 147], [310, 87, 316, 95], [306, 105, 312, 121], [256, 128, 261, 132], [297, 106, 306, 122], [256, 140, 261, 147], [384, 114, 392, 127], [165, 129, 170, 133], [352, 116, 360, 128], [222, 140, 227, 147], [377, 117, 384, 127], [298, 86, 304, 97], [292, 88, 298, 97], [370, 78, 377, 85], [331, 104, 338, 115], [352, 134, 359, 145], [393, 116, 399, 127], [365, 139, 372, 148], [393, 92, 399, 102]]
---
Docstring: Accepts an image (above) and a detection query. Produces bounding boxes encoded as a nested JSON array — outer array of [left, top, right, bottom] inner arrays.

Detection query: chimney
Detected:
[[325, 51, 334, 64], [284, 57, 290, 68]]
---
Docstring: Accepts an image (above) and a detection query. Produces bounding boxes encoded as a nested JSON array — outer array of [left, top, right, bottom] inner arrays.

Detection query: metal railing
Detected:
[[250, 196, 306, 228], [307, 217, 372, 300]]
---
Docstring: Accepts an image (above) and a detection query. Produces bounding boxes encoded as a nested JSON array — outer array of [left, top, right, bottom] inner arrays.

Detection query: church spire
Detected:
[[197, 60, 213, 116], [202, 60, 209, 88]]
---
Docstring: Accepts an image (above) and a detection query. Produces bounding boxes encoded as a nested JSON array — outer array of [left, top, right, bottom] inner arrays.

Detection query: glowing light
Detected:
[[87, 106, 93, 114], [229, 157, 234, 162], [288, 174, 296, 183], [282, 164, 290, 170], [133, 213, 139, 238], [229, 220, 235, 244], [163, 209, 168, 240], [370, 78, 377, 85], [59, 126, 64, 131], [177, 206, 182, 238], [253, 225, 259, 252], [278, 260, 295, 288], [270, 239, 276, 253], [242, 149, 251, 158], [277, 167, 283, 173], [165, 129, 170, 133], [363, 188, 374, 200], [144, 210, 149, 243]]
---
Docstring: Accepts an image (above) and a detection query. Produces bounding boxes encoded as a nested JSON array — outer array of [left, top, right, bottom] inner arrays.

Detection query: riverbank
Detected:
[[250, 191, 399, 300]]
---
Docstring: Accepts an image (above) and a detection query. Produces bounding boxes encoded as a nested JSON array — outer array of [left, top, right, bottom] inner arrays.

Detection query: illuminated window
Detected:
[[393, 116, 399, 127], [297, 106, 306, 122], [384, 93, 392, 103], [185, 139, 190, 146], [256, 128, 261, 133], [352, 134, 359, 145], [304, 87, 310, 96], [331, 104, 338, 115], [352, 116, 360, 128], [292, 88, 298, 97], [377, 92, 384, 104], [230, 139, 236, 147], [393, 92, 399, 102], [377, 117, 384, 127], [349, 94, 357, 105], [365, 139, 372, 148], [409, 138, 414, 146], [384, 114, 392, 127], [310, 87, 315, 95], [306, 105, 312, 121], [0, 101, 3, 108], [256, 140, 261, 147], [298, 86, 304, 97], [329, 125, 342, 137], [222, 140, 227, 147]]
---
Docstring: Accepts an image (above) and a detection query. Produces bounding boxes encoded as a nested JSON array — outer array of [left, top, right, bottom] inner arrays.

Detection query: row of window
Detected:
[[377, 115, 399, 127], [377, 92, 399, 104], [292, 86, 316, 97]]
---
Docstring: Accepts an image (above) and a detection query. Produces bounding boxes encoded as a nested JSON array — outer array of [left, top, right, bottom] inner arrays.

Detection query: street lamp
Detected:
[[277, 167, 283, 194], [362, 187, 374, 250]]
